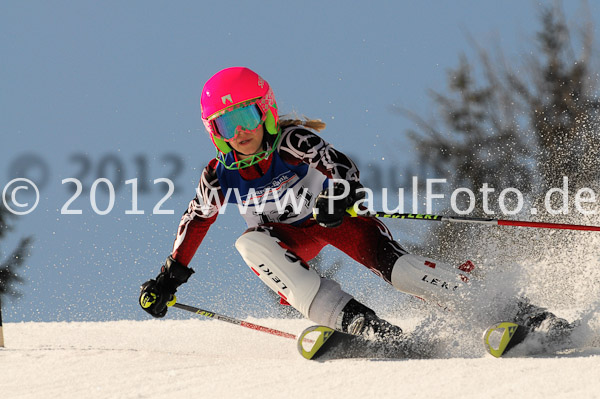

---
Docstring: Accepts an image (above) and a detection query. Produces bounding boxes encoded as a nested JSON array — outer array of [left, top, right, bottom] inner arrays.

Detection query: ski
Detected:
[[300, 320, 590, 360], [483, 322, 529, 357], [483, 316, 592, 358], [297, 325, 339, 360], [297, 325, 417, 361], [299, 321, 595, 360]]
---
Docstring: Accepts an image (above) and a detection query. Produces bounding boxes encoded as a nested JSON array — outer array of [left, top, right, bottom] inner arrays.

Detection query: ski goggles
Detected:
[[209, 102, 266, 141]]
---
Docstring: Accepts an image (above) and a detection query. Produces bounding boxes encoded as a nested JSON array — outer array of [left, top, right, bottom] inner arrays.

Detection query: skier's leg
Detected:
[[320, 216, 574, 344], [391, 248, 575, 341], [323, 216, 471, 307], [389, 253, 471, 307], [235, 226, 351, 328], [235, 225, 402, 339], [272, 217, 403, 338], [235, 227, 323, 318]]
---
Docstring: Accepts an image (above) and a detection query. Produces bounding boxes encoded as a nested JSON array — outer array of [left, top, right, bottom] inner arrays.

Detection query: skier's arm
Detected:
[[277, 127, 360, 182], [139, 160, 223, 318], [171, 159, 223, 266], [278, 127, 364, 227]]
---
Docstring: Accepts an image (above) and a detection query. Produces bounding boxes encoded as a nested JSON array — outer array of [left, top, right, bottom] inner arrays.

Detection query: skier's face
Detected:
[[228, 123, 265, 158]]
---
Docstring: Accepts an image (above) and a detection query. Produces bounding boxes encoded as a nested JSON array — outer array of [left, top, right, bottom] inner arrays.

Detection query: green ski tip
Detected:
[[297, 325, 336, 360], [483, 322, 528, 358]]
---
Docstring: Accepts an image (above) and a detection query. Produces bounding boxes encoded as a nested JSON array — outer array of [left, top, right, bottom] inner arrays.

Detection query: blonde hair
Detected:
[[279, 114, 326, 132]]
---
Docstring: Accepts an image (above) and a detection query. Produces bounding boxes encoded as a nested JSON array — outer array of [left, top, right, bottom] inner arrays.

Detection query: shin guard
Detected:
[[390, 254, 470, 307], [235, 231, 321, 317]]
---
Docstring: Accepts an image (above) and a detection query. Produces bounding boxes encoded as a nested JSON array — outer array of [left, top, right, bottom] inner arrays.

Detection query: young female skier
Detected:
[[139, 67, 568, 343]]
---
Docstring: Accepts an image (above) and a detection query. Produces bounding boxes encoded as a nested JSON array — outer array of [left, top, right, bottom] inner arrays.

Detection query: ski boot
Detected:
[[514, 299, 577, 348], [338, 299, 403, 342]]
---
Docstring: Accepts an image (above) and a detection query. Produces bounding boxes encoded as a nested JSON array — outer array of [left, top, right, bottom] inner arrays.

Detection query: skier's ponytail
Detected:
[[279, 114, 326, 132]]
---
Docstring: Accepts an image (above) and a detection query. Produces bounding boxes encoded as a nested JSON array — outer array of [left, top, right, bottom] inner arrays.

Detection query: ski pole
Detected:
[[171, 302, 297, 340], [363, 210, 600, 232]]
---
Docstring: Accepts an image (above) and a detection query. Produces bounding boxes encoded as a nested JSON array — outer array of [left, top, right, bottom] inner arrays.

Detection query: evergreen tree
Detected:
[[0, 204, 31, 298], [399, 2, 600, 264]]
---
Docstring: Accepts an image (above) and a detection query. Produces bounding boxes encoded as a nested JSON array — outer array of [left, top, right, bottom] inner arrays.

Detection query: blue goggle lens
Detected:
[[214, 104, 262, 140]]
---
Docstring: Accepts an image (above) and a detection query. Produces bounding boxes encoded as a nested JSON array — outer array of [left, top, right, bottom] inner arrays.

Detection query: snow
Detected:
[[2, 317, 600, 399], [3, 214, 600, 398]]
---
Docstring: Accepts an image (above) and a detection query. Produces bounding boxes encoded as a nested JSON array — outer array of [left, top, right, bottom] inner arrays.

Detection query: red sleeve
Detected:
[[171, 159, 224, 266]]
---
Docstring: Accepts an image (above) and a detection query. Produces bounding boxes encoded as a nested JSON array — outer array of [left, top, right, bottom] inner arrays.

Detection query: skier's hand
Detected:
[[139, 256, 195, 318], [313, 181, 364, 228]]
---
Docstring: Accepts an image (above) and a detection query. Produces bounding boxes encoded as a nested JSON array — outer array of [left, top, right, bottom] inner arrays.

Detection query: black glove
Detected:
[[139, 256, 195, 318], [313, 181, 365, 228]]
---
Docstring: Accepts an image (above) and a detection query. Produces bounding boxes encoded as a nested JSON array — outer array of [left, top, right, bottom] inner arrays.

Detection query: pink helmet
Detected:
[[200, 67, 279, 158]]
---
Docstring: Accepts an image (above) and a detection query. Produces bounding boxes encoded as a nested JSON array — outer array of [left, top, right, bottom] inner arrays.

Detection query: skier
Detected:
[[139, 67, 569, 346]]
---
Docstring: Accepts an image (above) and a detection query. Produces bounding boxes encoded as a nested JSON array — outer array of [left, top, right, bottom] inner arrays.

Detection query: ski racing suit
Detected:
[[170, 126, 472, 329]]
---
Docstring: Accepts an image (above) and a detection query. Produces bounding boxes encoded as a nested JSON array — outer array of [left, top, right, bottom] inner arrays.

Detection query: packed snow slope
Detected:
[[4, 218, 600, 399], [2, 316, 600, 399]]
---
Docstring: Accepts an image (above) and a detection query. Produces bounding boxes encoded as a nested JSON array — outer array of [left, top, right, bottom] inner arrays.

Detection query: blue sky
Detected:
[[1, 1, 598, 321]]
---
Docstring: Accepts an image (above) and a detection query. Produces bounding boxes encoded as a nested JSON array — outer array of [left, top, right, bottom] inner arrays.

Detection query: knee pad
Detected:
[[235, 231, 321, 317], [390, 253, 470, 307]]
